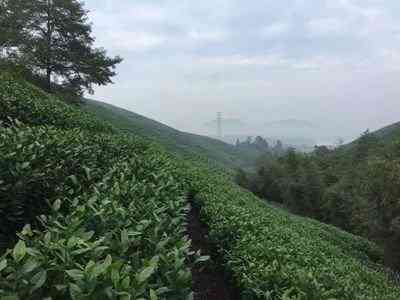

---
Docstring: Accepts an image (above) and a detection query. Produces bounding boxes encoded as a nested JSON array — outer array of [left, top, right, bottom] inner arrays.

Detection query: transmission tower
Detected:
[[217, 112, 222, 138]]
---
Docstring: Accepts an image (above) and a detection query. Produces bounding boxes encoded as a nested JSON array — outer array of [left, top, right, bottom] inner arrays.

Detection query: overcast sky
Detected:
[[84, 0, 400, 142]]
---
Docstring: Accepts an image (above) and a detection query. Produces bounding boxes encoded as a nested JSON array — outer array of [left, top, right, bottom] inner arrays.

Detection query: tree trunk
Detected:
[[45, 0, 53, 93], [384, 235, 400, 271], [46, 67, 51, 92]]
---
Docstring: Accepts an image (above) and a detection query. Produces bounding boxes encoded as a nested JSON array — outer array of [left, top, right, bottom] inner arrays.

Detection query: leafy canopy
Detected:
[[0, 0, 122, 97]]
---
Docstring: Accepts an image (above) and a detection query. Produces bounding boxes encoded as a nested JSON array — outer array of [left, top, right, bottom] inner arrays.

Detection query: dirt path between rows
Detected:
[[187, 201, 240, 300]]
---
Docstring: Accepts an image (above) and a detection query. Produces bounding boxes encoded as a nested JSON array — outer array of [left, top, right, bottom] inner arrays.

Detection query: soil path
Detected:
[[187, 201, 240, 300]]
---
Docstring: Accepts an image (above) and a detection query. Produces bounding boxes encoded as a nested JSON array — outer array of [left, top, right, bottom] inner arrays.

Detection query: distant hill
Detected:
[[83, 99, 263, 169], [204, 118, 244, 132], [344, 121, 400, 149], [372, 121, 400, 142]]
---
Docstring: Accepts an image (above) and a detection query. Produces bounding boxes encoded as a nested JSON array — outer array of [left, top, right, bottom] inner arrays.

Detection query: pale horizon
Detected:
[[84, 0, 400, 144]]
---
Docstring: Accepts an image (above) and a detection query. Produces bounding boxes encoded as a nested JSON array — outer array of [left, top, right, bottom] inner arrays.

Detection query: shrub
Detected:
[[0, 154, 200, 299], [0, 122, 149, 249]]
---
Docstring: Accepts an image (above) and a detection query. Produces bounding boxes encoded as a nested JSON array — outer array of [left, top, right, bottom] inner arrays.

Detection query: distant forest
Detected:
[[236, 130, 400, 270], [235, 136, 285, 155]]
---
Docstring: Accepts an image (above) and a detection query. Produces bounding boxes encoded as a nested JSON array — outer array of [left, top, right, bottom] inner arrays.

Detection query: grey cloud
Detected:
[[85, 0, 400, 143]]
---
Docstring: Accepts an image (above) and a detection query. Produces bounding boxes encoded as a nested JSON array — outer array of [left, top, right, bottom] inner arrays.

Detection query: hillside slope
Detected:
[[344, 121, 400, 150], [1, 75, 400, 299], [83, 99, 261, 169], [372, 121, 400, 142]]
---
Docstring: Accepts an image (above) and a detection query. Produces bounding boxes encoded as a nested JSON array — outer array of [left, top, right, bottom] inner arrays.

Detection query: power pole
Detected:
[[217, 112, 222, 138]]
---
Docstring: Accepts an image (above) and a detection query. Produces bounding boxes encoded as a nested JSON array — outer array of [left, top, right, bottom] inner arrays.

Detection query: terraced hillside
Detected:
[[1, 74, 400, 299], [83, 99, 262, 170]]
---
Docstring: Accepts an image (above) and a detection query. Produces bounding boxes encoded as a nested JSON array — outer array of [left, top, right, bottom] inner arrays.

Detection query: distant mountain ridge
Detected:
[[83, 99, 264, 169]]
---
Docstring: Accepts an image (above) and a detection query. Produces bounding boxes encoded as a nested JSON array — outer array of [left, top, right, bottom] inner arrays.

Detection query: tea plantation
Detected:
[[1, 74, 400, 299]]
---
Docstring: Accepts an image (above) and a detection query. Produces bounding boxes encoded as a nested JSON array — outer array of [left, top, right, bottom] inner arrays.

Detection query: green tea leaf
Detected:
[[21, 224, 33, 237], [66, 269, 84, 281], [111, 267, 120, 286], [69, 175, 78, 185], [187, 292, 194, 300], [80, 230, 94, 241], [55, 284, 68, 291], [21, 162, 30, 169], [31, 270, 47, 291], [12, 240, 26, 262], [121, 229, 129, 245], [0, 259, 7, 272], [69, 283, 82, 299], [44, 232, 51, 244], [121, 276, 131, 289], [22, 259, 39, 274], [1, 296, 20, 300], [67, 236, 77, 248], [195, 255, 210, 263], [72, 248, 91, 256], [53, 199, 62, 211], [104, 255, 112, 268], [150, 289, 158, 300], [136, 265, 155, 283]]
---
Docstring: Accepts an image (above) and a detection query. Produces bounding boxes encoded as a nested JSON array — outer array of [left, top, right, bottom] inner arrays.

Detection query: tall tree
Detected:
[[0, 0, 122, 96], [354, 130, 379, 162], [361, 158, 400, 269], [0, 0, 29, 51], [254, 136, 269, 151]]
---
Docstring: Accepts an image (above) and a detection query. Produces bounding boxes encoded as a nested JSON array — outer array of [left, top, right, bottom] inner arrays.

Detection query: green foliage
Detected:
[[1, 0, 122, 95], [0, 123, 147, 249], [235, 168, 250, 189], [0, 77, 203, 298], [0, 0, 28, 49], [359, 158, 400, 269], [249, 150, 326, 218], [353, 130, 381, 162], [321, 177, 358, 231], [0, 76, 399, 299], [186, 162, 400, 299], [0, 151, 197, 299], [0, 74, 114, 132], [245, 125, 400, 272], [82, 99, 261, 170], [235, 136, 272, 155]]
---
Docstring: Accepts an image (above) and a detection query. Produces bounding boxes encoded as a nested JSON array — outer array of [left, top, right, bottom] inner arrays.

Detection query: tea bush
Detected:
[[186, 163, 400, 299], [0, 74, 113, 133], [1, 75, 400, 299], [0, 147, 200, 299], [0, 122, 203, 298], [0, 123, 149, 250], [0, 74, 203, 298]]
